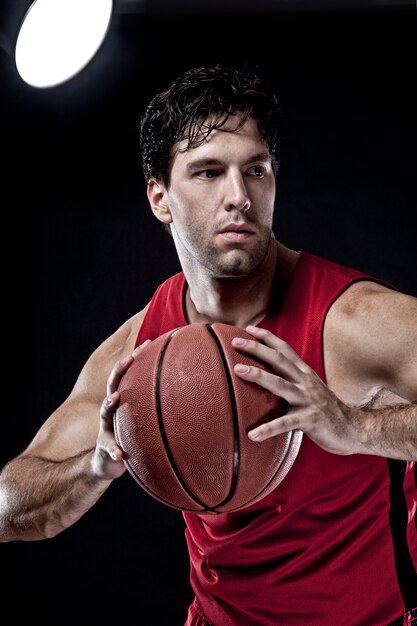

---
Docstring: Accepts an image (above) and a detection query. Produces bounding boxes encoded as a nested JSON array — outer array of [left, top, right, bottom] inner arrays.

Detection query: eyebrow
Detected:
[[186, 152, 272, 172]]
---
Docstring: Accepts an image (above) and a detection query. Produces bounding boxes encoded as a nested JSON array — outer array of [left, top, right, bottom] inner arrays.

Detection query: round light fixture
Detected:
[[15, 0, 113, 88]]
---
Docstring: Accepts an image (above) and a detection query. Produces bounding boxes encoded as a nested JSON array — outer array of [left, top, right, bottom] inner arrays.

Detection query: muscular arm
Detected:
[[347, 399, 416, 459], [324, 281, 417, 459], [0, 446, 108, 542], [0, 308, 147, 542], [232, 283, 417, 460]]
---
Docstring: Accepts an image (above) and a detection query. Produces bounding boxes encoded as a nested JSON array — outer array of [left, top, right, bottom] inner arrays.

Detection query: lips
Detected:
[[218, 223, 255, 242], [218, 223, 255, 235]]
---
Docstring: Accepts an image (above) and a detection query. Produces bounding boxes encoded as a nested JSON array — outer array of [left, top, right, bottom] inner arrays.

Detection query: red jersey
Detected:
[[135, 251, 417, 625]]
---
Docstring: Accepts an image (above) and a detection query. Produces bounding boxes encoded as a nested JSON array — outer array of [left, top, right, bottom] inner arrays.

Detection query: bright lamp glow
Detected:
[[15, 0, 113, 88]]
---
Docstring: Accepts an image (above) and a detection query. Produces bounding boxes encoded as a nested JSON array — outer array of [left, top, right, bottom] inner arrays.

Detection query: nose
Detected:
[[224, 171, 251, 213]]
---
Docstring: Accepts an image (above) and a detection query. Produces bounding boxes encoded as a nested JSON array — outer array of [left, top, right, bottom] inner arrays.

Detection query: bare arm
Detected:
[[0, 308, 148, 542], [232, 283, 417, 460]]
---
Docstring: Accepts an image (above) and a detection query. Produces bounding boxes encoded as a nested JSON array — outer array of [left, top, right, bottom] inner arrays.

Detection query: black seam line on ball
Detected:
[[207, 324, 239, 510], [224, 432, 294, 513], [156, 329, 218, 513]]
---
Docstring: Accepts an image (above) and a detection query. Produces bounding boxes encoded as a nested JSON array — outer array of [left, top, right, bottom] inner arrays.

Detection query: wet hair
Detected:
[[139, 62, 281, 187]]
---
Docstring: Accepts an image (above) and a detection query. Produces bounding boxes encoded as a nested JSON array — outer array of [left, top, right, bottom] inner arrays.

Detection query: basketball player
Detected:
[[1, 64, 416, 625]]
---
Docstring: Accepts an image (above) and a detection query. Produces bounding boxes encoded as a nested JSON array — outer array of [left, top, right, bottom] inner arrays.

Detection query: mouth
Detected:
[[218, 223, 256, 242]]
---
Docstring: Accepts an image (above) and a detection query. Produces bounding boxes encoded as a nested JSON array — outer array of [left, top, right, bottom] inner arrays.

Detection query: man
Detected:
[[1, 64, 416, 625]]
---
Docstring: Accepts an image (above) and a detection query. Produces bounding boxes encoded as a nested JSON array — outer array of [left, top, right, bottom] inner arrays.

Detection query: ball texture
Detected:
[[114, 323, 302, 514]]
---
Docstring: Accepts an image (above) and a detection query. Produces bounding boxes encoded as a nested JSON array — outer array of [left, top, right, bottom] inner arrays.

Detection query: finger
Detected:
[[234, 363, 299, 404], [244, 326, 311, 373], [106, 355, 134, 396], [97, 438, 124, 463], [132, 338, 151, 359], [248, 415, 301, 442], [100, 391, 120, 429], [99, 392, 124, 461], [107, 340, 152, 396], [232, 336, 302, 382]]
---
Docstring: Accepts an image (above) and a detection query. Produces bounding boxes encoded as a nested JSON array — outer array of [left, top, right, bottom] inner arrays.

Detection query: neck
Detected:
[[184, 239, 298, 327]]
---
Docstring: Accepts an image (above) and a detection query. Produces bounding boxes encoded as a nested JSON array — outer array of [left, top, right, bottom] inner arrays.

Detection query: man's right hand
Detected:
[[93, 340, 151, 480]]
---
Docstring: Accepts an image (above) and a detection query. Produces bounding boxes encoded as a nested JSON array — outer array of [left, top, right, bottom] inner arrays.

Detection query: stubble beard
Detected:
[[198, 231, 272, 278], [172, 220, 272, 279]]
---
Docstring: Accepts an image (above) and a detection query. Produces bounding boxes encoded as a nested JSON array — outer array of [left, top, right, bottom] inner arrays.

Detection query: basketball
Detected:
[[114, 323, 302, 514]]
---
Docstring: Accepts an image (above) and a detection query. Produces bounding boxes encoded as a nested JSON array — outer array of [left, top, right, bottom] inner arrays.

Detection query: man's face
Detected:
[[158, 115, 276, 278]]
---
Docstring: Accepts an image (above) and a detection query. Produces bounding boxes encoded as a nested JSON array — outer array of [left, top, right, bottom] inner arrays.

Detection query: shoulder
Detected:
[[327, 279, 415, 331], [324, 281, 417, 403], [21, 304, 151, 460], [97, 304, 150, 361], [68, 303, 150, 400]]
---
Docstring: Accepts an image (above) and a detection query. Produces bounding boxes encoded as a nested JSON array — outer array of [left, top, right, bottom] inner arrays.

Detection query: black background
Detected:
[[1, 2, 416, 624]]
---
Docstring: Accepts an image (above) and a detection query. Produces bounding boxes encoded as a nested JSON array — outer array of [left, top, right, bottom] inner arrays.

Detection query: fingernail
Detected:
[[106, 395, 113, 407], [110, 451, 118, 461], [233, 337, 246, 346], [120, 356, 131, 367], [235, 364, 250, 373], [246, 325, 257, 332], [248, 429, 260, 440]]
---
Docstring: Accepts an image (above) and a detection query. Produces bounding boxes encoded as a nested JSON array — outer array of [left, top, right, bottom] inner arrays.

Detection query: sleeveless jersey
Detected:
[[135, 251, 417, 626]]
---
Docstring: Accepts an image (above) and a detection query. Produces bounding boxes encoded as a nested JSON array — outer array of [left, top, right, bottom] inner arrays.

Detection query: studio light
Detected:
[[13, 0, 113, 88]]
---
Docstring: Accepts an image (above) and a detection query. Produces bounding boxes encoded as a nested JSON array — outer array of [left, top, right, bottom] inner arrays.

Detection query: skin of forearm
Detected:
[[0, 449, 112, 542], [356, 402, 417, 460]]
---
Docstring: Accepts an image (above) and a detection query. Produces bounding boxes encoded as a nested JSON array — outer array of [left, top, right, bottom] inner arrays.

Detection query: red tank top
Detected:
[[135, 251, 417, 625]]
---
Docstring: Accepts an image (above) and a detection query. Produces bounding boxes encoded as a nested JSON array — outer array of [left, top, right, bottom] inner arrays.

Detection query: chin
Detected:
[[202, 237, 271, 277], [210, 253, 261, 278]]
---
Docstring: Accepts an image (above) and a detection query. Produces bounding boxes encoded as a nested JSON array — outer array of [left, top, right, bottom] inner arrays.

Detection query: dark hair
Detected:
[[139, 63, 281, 187]]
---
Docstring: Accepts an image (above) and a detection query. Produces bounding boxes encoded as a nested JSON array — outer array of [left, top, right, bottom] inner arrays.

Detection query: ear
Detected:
[[147, 179, 172, 225]]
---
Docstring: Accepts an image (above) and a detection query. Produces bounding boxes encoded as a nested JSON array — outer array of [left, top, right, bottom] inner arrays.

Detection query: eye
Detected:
[[198, 169, 219, 179], [247, 165, 265, 177]]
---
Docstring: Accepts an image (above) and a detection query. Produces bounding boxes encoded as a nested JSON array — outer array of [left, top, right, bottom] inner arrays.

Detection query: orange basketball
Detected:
[[114, 323, 302, 514]]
